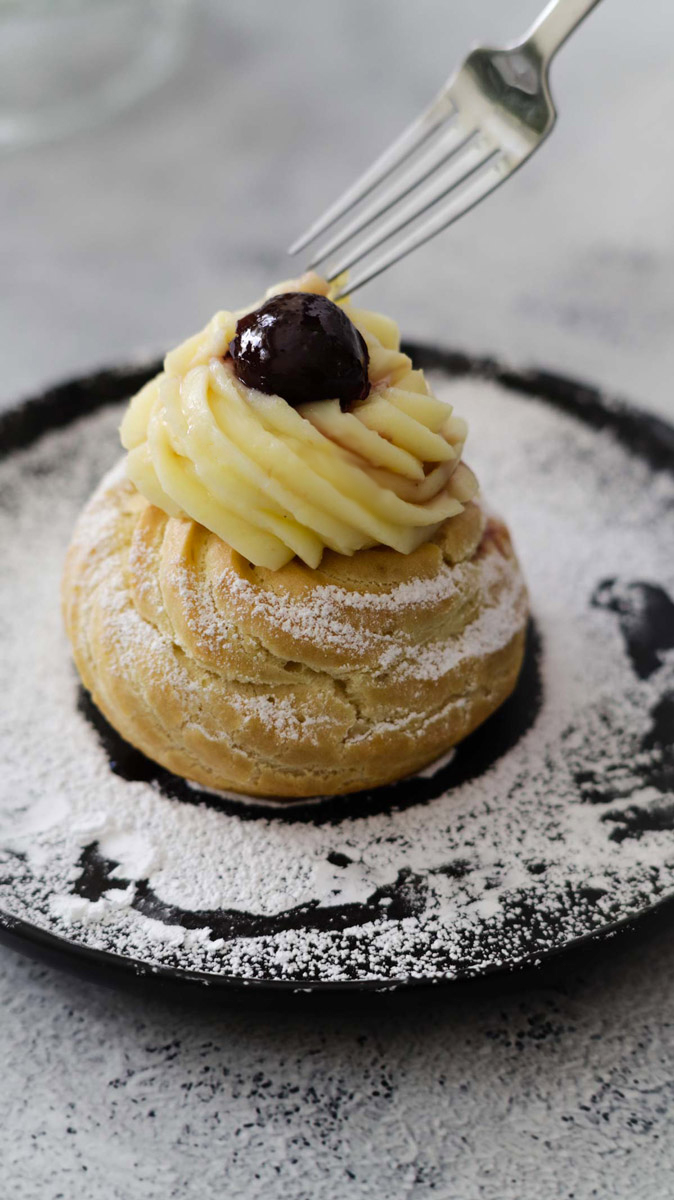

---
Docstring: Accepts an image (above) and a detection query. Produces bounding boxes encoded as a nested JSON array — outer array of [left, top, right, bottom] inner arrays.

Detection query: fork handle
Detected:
[[524, 0, 603, 63]]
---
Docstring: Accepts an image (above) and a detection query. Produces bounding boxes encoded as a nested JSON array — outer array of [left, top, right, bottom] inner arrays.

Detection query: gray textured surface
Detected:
[[3, 935, 674, 1200], [1, 1, 674, 1196]]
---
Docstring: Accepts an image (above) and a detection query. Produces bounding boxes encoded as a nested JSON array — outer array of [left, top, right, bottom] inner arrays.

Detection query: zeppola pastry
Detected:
[[63, 273, 528, 798]]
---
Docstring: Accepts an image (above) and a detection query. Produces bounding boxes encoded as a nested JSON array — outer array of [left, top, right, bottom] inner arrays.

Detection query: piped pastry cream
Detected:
[[63, 275, 528, 800], [120, 273, 479, 570]]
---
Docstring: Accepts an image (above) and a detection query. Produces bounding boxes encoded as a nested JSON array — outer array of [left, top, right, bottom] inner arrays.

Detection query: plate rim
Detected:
[[2, 342, 673, 996], [3, 886, 674, 1000]]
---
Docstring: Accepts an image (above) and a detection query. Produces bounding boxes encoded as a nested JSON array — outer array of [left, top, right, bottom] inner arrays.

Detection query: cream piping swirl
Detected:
[[120, 275, 478, 570]]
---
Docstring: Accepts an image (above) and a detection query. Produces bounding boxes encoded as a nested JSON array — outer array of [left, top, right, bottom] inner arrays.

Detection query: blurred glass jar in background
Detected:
[[0, 0, 190, 150]]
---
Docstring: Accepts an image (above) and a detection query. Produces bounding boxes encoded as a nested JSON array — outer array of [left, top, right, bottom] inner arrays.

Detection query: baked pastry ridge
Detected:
[[63, 465, 527, 798]]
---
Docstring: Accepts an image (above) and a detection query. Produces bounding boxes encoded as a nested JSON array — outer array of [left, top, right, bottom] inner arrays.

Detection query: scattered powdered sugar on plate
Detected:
[[0, 363, 673, 989]]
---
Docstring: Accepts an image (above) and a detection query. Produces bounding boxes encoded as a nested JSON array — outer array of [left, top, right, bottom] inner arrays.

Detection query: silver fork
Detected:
[[289, 0, 603, 299]]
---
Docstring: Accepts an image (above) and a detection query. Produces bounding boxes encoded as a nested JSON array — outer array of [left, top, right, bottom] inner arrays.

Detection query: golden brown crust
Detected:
[[62, 464, 528, 799]]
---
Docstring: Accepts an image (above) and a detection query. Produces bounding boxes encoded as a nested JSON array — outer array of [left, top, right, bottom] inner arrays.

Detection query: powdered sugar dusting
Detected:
[[0, 369, 673, 987]]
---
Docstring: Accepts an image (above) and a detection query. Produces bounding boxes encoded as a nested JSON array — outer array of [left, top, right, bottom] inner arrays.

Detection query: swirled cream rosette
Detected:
[[121, 274, 479, 570]]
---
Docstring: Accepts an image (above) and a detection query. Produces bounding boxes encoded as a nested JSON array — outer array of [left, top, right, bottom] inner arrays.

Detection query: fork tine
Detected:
[[326, 144, 499, 282], [333, 154, 509, 299], [287, 91, 456, 256], [306, 125, 478, 270]]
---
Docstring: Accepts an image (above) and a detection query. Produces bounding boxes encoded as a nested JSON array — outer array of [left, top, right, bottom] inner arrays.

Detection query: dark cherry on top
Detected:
[[228, 292, 370, 410]]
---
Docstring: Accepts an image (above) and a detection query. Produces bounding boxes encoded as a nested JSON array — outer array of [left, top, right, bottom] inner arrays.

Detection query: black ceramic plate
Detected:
[[0, 345, 673, 999]]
